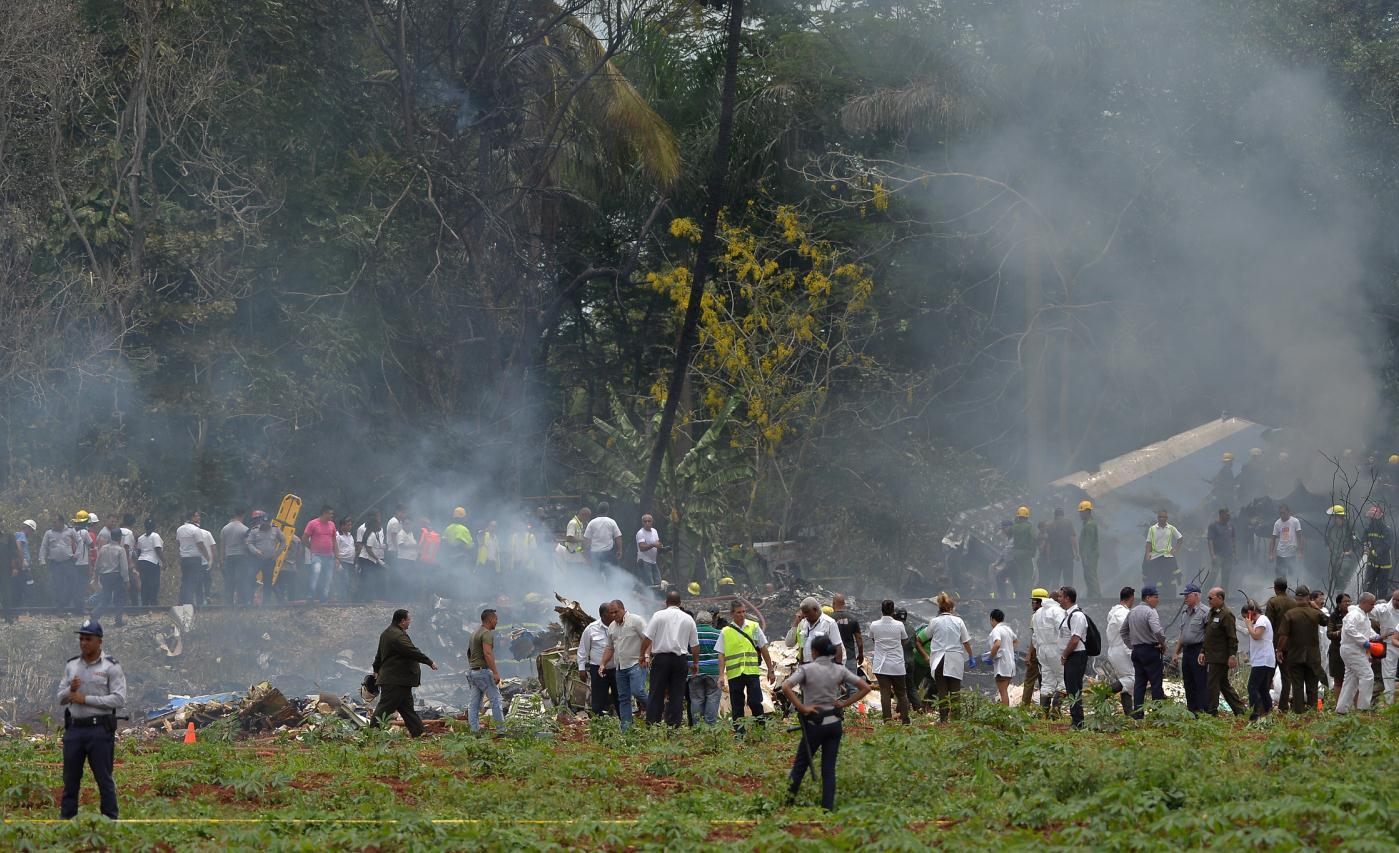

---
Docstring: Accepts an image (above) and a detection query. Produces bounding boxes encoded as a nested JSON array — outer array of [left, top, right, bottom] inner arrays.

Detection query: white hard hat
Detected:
[[22, 519, 36, 531]]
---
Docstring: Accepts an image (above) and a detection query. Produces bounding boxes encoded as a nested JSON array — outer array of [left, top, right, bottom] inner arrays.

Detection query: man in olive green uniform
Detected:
[[1277, 586, 1325, 714], [1009, 507, 1036, 599], [1201, 587, 1246, 715], [1078, 501, 1100, 599], [371, 608, 437, 737], [1263, 577, 1295, 711]]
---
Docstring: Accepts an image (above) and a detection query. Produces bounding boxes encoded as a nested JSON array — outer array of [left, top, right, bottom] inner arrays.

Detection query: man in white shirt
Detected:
[[640, 590, 699, 727], [1103, 586, 1136, 715], [175, 511, 210, 607], [635, 514, 662, 588], [1030, 589, 1065, 714], [600, 599, 649, 731], [867, 599, 911, 722], [1373, 588, 1399, 705], [577, 603, 617, 717], [1056, 586, 1090, 729], [1269, 504, 1304, 576], [583, 502, 623, 569], [785, 597, 844, 665], [1336, 592, 1378, 713], [1144, 510, 1183, 598]]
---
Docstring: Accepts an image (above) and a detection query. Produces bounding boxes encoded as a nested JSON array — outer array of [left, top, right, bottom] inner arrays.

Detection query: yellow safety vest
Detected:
[[721, 621, 762, 678]]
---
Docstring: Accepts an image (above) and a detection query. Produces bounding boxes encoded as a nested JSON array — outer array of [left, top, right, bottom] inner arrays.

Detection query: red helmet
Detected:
[[1369, 506, 1385, 519]]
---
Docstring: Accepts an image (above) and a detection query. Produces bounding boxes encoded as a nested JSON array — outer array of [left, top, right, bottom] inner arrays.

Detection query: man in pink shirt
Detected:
[[302, 505, 337, 604]]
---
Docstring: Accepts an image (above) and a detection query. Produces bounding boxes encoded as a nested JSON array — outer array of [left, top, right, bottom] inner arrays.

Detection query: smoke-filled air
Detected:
[[3, 0, 1399, 845]]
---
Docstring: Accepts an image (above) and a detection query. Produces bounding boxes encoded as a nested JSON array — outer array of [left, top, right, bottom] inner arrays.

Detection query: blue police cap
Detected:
[[75, 619, 103, 637]]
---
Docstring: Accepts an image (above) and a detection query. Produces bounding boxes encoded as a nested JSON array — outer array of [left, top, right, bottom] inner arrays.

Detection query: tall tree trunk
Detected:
[[635, 0, 744, 558]]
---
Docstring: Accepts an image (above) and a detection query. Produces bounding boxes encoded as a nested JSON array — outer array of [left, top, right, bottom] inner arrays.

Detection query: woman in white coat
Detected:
[[926, 592, 974, 722]]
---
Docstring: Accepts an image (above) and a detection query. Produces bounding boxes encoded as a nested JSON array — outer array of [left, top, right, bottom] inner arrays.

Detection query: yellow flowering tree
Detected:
[[646, 203, 878, 532]]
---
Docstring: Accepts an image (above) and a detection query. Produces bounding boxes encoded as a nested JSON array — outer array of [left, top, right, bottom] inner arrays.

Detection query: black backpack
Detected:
[[1081, 611, 1102, 656], [1064, 607, 1102, 656]]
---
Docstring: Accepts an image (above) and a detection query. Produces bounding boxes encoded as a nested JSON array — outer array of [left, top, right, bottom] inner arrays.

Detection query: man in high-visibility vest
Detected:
[[443, 507, 474, 576], [716, 599, 775, 731], [563, 507, 591, 567]]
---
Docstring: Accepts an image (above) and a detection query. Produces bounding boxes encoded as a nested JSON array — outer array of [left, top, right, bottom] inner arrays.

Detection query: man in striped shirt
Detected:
[[689, 609, 722, 725]]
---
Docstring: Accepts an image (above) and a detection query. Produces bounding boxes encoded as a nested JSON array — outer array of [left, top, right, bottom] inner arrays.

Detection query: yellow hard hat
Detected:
[[452, 506, 467, 519], [821, 605, 834, 615], [524, 592, 542, 603], [1016, 506, 1030, 518], [1030, 587, 1050, 599], [1388, 454, 1399, 465], [1077, 500, 1093, 512], [1327, 505, 1346, 516], [72, 509, 89, 523], [1221, 452, 1234, 462], [1250, 448, 1262, 457], [687, 581, 701, 595], [719, 576, 735, 586]]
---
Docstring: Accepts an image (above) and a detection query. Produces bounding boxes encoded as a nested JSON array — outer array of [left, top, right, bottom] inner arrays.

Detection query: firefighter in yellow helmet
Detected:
[[1008, 507, 1036, 599], [1077, 500, 1100, 598], [688, 581, 701, 596], [1213, 451, 1237, 510], [1324, 504, 1355, 596]]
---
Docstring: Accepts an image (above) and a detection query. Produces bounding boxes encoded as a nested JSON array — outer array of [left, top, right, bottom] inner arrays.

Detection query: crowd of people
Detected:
[[0, 501, 675, 623]]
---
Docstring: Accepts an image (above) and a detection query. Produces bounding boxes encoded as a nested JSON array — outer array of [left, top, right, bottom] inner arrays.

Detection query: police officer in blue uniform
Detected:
[[58, 619, 126, 819]]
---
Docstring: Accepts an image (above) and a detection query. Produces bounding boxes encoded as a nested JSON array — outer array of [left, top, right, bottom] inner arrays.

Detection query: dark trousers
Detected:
[[1205, 662, 1247, 715], [232, 557, 259, 607], [91, 572, 124, 623], [875, 673, 911, 723], [729, 673, 765, 725], [357, 559, 385, 602], [136, 560, 160, 606], [61, 723, 117, 819], [645, 652, 688, 727], [1144, 556, 1178, 598], [1181, 644, 1207, 712], [789, 712, 842, 810], [272, 568, 299, 603], [587, 664, 619, 716], [1276, 647, 1292, 711], [1131, 645, 1166, 718], [932, 660, 961, 722], [1047, 556, 1073, 589], [372, 683, 425, 737], [178, 557, 203, 606], [220, 554, 247, 605], [1063, 650, 1088, 727], [52, 560, 83, 611], [1247, 664, 1275, 719], [1289, 659, 1320, 713]]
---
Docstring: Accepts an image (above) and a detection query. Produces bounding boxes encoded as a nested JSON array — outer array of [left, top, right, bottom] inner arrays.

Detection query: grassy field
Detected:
[[3, 692, 1398, 850]]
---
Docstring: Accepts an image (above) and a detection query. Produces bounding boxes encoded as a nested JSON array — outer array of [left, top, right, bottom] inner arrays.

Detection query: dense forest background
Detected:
[[3, 0, 1399, 582]]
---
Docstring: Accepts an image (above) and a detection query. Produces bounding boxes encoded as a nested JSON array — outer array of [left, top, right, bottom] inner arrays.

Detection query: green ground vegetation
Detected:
[[4, 696, 1397, 850]]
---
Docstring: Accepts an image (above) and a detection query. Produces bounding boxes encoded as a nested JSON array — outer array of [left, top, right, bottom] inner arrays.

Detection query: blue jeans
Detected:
[[688, 674, 720, 725], [614, 665, 649, 731], [306, 554, 333, 602], [466, 669, 504, 731]]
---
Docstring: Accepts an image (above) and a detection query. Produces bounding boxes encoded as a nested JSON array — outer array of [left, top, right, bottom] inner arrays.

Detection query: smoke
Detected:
[[898, 0, 1387, 477]]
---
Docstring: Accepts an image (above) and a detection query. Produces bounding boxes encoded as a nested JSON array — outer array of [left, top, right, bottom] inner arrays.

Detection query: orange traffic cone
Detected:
[[184, 722, 196, 744]]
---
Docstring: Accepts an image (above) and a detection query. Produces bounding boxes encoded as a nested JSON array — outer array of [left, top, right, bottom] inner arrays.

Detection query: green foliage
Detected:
[[3, 705, 1398, 846]]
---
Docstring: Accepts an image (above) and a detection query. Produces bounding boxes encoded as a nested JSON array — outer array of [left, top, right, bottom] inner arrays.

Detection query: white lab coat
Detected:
[[1031, 602, 1065, 694], [1104, 603, 1136, 694], [926, 613, 971, 680]]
